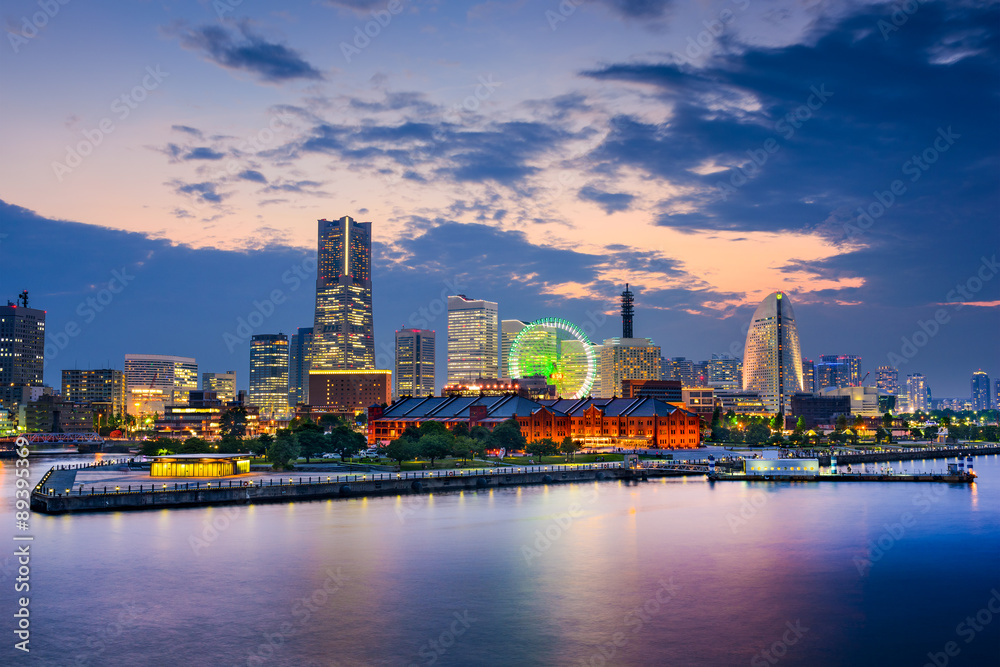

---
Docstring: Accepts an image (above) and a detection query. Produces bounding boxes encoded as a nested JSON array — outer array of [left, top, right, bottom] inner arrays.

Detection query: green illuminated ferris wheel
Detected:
[[508, 318, 597, 398]]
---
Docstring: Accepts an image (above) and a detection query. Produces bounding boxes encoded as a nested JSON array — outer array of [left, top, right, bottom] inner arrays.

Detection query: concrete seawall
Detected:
[[31, 467, 691, 515], [817, 444, 997, 466]]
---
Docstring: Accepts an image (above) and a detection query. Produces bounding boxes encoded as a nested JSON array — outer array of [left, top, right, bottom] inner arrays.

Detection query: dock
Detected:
[[708, 472, 976, 483]]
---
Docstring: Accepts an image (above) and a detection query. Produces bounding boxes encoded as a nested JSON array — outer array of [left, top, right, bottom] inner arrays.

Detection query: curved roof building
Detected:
[[742, 291, 804, 414]]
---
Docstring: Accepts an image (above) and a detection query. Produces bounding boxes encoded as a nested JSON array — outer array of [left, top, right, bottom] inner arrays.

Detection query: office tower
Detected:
[[801, 358, 815, 393], [61, 369, 127, 415], [310, 216, 374, 371], [742, 291, 804, 414], [202, 371, 237, 403], [876, 365, 899, 395], [600, 338, 661, 398], [288, 327, 314, 406], [971, 370, 991, 411], [705, 354, 742, 390], [447, 295, 499, 384], [249, 334, 289, 417], [994, 379, 1000, 412], [664, 357, 696, 387], [815, 354, 862, 390], [395, 328, 435, 398], [124, 354, 198, 416], [621, 284, 634, 338], [0, 293, 45, 387], [500, 320, 529, 379], [905, 373, 928, 412]]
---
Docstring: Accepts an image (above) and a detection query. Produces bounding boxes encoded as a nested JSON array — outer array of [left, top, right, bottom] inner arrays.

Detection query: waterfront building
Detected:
[[310, 216, 374, 372], [819, 386, 881, 417], [447, 295, 499, 384], [155, 390, 259, 440], [745, 459, 819, 477], [61, 369, 126, 416], [308, 369, 391, 416], [815, 355, 862, 390], [789, 393, 852, 429], [250, 334, 289, 417], [600, 338, 661, 398], [715, 390, 768, 415], [20, 394, 92, 433], [500, 320, 529, 380], [368, 395, 701, 449], [906, 373, 929, 412], [395, 328, 435, 398], [150, 453, 252, 478], [0, 295, 45, 387], [621, 379, 682, 402], [442, 378, 520, 397], [971, 370, 991, 411], [202, 371, 237, 403], [124, 354, 198, 416], [288, 327, 313, 407], [682, 387, 715, 422], [742, 291, 804, 414]]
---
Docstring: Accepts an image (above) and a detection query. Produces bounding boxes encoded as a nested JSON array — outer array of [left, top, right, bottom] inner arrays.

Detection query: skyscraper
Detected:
[[801, 358, 815, 393], [815, 355, 862, 389], [124, 354, 198, 416], [288, 327, 314, 407], [395, 328, 435, 398], [742, 291, 804, 414], [876, 365, 899, 395], [62, 369, 127, 415], [202, 371, 237, 403], [599, 338, 661, 398], [971, 370, 991, 411], [664, 357, 696, 387], [707, 354, 742, 390], [310, 216, 374, 372], [447, 295, 499, 384], [906, 373, 928, 412], [0, 295, 45, 387], [249, 334, 289, 417], [500, 320, 528, 379]]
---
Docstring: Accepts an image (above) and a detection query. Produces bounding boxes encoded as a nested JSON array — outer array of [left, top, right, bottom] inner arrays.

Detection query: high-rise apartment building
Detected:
[[742, 291, 804, 414], [815, 354, 862, 390], [664, 357, 696, 388], [249, 334, 289, 417], [447, 295, 498, 384], [310, 216, 374, 372], [599, 338, 661, 398], [61, 369, 127, 415], [0, 297, 45, 387], [971, 370, 991, 411], [288, 327, 314, 407], [876, 365, 899, 395], [906, 373, 928, 413], [500, 320, 528, 379], [801, 358, 815, 393], [124, 354, 198, 416], [706, 354, 742, 390], [202, 371, 237, 403], [395, 328, 435, 398]]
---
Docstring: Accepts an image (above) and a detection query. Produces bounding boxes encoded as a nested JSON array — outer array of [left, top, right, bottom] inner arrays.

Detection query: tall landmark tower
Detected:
[[621, 284, 634, 338], [310, 216, 374, 371], [742, 291, 804, 414]]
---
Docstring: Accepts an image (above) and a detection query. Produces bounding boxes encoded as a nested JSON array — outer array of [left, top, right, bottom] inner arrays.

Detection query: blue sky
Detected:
[[1, 0, 997, 397]]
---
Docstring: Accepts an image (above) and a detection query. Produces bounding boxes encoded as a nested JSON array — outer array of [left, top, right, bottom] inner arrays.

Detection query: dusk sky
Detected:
[[1, 0, 997, 397]]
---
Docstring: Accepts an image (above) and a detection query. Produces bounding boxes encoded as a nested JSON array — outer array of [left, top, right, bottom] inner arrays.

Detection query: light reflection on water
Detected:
[[1, 452, 998, 666]]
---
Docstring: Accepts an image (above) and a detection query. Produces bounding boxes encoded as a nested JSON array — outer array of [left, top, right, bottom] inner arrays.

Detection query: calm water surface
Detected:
[[2, 452, 998, 666]]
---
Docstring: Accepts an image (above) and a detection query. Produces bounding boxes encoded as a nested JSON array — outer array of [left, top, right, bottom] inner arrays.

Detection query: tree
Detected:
[[317, 414, 343, 431], [452, 436, 474, 463], [710, 407, 722, 430], [770, 411, 784, 431], [217, 435, 244, 454], [179, 437, 213, 454], [835, 414, 849, 432], [252, 433, 274, 456], [219, 406, 248, 438], [923, 425, 939, 441], [745, 423, 770, 446], [489, 418, 527, 454], [140, 438, 176, 456], [354, 412, 367, 427], [875, 427, 889, 444], [470, 425, 491, 442], [526, 437, 559, 463], [795, 416, 806, 433], [450, 421, 470, 438], [559, 437, 581, 461], [329, 425, 365, 461], [418, 432, 454, 467], [910, 427, 924, 440], [267, 432, 300, 470], [882, 412, 893, 428], [296, 423, 327, 463], [385, 436, 417, 465]]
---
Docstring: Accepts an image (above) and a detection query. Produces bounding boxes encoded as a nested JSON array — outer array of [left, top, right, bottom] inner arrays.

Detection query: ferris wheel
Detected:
[[508, 317, 597, 398]]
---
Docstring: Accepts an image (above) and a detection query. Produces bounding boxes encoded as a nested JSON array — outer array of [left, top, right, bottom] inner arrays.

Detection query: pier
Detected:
[[708, 471, 976, 483]]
